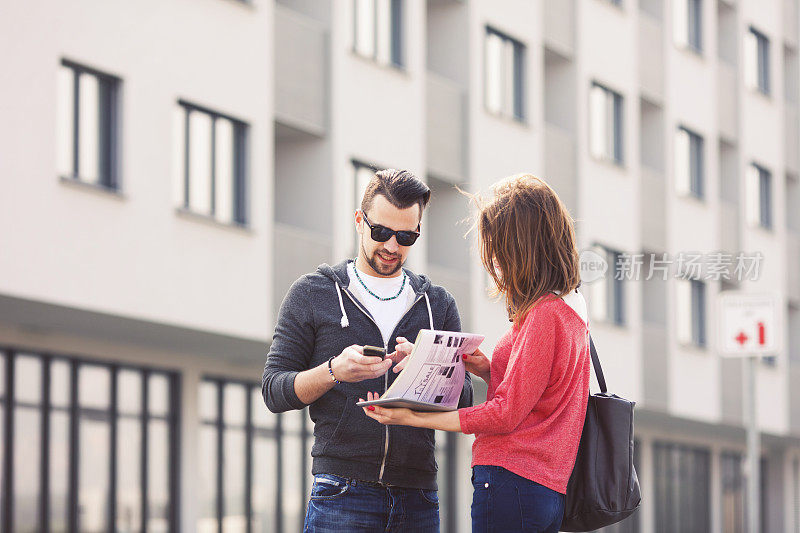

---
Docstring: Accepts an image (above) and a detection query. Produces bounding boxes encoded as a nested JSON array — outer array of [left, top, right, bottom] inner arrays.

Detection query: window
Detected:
[[589, 246, 625, 326], [746, 27, 771, 95], [198, 378, 311, 533], [57, 60, 120, 189], [176, 101, 248, 226], [674, 0, 703, 52], [653, 442, 711, 533], [677, 277, 706, 347], [589, 83, 624, 163], [0, 350, 178, 532], [353, 0, 402, 67], [484, 27, 525, 122], [721, 452, 746, 533], [746, 163, 772, 229], [675, 127, 704, 199]]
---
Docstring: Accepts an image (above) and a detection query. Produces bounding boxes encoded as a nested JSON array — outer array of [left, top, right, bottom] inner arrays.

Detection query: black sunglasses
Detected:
[[361, 212, 420, 246]]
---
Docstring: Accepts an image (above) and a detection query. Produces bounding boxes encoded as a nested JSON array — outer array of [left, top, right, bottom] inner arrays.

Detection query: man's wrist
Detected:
[[327, 355, 341, 384]]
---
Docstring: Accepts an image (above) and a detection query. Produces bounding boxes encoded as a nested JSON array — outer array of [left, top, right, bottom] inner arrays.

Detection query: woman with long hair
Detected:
[[361, 174, 590, 532]]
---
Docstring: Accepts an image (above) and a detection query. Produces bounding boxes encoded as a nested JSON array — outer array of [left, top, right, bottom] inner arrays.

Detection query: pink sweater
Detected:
[[458, 294, 590, 494]]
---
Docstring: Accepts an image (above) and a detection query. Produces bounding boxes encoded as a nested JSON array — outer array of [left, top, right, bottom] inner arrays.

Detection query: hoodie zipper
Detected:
[[340, 286, 425, 483]]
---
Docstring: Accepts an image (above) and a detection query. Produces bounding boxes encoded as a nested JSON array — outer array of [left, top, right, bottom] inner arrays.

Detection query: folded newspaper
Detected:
[[356, 329, 485, 412]]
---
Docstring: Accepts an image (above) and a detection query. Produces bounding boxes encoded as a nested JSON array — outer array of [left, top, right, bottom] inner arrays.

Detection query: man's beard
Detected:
[[361, 241, 404, 276]]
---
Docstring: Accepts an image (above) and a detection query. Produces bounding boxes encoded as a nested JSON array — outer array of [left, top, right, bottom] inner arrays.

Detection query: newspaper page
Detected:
[[357, 329, 485, 412]]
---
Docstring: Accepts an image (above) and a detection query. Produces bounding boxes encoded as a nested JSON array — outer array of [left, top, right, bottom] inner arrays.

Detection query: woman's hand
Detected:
[[463, 349, 491, 383], [387, 336, 415, 373], [360, 391, 418, 426]]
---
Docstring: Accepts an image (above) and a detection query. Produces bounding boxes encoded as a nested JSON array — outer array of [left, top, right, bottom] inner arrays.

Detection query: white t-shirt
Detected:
[[347, 261, 417, 346]]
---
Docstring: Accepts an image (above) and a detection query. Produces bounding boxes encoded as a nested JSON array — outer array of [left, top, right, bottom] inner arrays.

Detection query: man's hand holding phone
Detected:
[[330, 345, 391, 382]]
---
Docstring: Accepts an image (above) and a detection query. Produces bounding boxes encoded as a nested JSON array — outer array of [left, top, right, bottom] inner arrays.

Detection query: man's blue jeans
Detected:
[[471, 465, 565, 533], [303, 473, 440, 532]]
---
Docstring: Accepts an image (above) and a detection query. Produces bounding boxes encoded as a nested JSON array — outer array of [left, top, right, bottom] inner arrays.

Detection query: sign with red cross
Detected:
[[718, 292, 780, 357]]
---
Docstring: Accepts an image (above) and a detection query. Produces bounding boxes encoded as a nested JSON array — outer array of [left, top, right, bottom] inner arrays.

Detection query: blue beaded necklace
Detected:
[[353, 264, 407, 301]]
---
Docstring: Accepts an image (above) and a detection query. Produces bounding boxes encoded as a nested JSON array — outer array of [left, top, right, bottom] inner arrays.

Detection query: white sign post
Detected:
[[718, 292, 780, 533]]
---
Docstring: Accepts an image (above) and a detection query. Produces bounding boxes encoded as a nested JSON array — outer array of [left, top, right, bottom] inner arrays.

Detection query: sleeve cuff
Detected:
[[282, 371, 308, 411]]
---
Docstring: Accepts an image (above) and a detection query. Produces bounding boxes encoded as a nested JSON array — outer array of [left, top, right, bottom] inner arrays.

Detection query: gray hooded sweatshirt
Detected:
[[261, 259, 473, 490]]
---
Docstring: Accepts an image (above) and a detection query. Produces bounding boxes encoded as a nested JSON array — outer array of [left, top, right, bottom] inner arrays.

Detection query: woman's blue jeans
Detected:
[[471, 465, 565, 533]]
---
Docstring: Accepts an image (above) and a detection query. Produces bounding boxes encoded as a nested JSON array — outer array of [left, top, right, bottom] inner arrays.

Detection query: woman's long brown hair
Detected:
[[475, 174, 581, 326]]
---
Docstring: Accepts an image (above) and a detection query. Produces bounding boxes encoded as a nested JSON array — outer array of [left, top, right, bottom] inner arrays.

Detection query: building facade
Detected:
[[1, 0, 799, 532]]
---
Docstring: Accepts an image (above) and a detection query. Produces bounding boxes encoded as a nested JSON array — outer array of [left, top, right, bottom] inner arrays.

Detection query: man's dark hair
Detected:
[[360, 169, 431, 218]]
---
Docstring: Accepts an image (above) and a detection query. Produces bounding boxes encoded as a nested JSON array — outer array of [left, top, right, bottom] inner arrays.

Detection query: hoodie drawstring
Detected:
[[424, 293, 434, 330], [336, 283, 350, 328]]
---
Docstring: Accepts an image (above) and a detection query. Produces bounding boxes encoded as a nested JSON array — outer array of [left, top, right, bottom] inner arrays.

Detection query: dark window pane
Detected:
[[513, 41, 525, 120], [79, 414, 110, 532], [78, 364, 110, 410], [759, 169, 772, 228], [688, 0, 702, 50], [15, 406, 41, 532], [50, 410, 70, 532], [759, 35, 770, 93], [15, 354, 42, 404], [252, 436, 278, 533], [613, 93, 623, 163], [390, 0, 403, 66], [117, 418, 142, 532], [97, 76, 117, 188], [149, 373, 170, 418], [148, 419, 170, 533]]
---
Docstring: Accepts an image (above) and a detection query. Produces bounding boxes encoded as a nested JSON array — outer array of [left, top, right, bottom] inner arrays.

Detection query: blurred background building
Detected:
[[1, 0, 799, 531]]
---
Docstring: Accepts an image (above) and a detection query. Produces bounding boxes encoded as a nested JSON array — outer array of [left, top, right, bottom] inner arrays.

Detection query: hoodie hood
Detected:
[[318, 259, 435, 331]]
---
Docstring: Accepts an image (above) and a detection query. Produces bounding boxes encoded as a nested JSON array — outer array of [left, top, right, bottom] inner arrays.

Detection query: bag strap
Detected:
[[589, 334, 607, 393]]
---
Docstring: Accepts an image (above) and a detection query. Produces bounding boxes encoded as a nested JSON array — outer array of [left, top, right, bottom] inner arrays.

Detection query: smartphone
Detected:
[[363, 345, 386, 360]]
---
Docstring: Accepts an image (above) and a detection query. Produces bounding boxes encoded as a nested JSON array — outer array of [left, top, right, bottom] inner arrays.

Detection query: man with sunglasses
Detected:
[[262, 168, 472, 532]]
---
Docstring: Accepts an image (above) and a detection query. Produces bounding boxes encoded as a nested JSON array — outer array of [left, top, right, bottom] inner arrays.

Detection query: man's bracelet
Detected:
[[327, 356, 341, 384]]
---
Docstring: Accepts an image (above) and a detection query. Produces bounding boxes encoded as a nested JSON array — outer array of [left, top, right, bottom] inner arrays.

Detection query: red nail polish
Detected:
[[368, 406, 375, 411]]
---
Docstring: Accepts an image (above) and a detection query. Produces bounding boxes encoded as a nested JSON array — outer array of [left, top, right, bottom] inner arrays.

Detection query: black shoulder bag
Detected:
[[561, 336, 642, 532]]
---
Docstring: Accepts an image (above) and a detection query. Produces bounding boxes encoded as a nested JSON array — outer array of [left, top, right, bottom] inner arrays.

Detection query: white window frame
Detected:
[[675, 126, 704, 199], [745, 163, 773, 229], [353, 0, 403, 67], [57, 59, 120, 190], [176, 101, 248, 226], [745, 27, 771, 95], [589, 83, 624, 164], [673, 0, 703, 52], [676, 277, 706, 347], [484, 27, 525, 122], [589, 245, 625, 325]]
